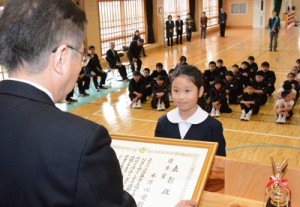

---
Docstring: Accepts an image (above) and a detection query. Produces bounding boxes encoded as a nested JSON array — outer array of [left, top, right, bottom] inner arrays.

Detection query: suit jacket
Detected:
[[175, 20, 183, 33], [127, 41, 142, 59], [106, 49, 121, 68], [165, 20, 174, 37], [155, 114, 226, 156], [0, 80, 136, 207]]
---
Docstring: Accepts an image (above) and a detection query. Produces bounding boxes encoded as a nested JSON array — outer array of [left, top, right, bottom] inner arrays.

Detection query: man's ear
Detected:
[[52, 44, 68, 76], [198, 86, 204, 98]]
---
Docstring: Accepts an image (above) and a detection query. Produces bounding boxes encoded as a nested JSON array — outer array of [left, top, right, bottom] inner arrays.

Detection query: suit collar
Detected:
[[0, 80, 55, 106]]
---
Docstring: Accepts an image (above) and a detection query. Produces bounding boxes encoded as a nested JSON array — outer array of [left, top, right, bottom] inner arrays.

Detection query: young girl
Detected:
[[155, 65, 226, 156]]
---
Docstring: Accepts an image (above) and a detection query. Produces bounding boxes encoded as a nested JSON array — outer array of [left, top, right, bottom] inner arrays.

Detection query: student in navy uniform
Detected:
[[260, 61, 276, 95], [209, 79, 231, 117], [77, 67, 91, 96], [128, 71, 146, 109], [223, 71, 241, 104], [151, 75, 170, 110], [283, 72, 299, 99], [240, 84, 260, 121], [252, 71, 269, 106], [86, 45, 108, 91], [166, 15, 175, 47], [247, 56, 258, 81], [175, 56, 188, 70], [106, 42, 129, 81], [150, 62, 168, 81], [141, 68, 154, 96], [155, 65, 226, 156], [239, 61, 250, 87], [175, 15, 184, 44], [216, 59, 227, 80], [204, 61, 218, 89], [231, 64, 244, 96]]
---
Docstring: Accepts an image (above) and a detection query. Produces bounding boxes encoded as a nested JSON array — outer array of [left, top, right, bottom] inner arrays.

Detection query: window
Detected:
[[98, 0, 145, 55], [203, 0, 219, 27], [230, 3, 247, 14], [163, 0, 188, 38]]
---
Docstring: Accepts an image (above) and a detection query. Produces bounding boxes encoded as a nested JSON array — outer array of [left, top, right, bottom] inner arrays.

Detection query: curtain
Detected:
[[146, 0, 155, 43], [189, 0, 196, 31], [274, 0, 282, 16]]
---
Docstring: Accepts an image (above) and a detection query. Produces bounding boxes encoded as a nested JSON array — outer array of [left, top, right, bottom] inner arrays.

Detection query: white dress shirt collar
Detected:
[[167, 105, 208, 124]]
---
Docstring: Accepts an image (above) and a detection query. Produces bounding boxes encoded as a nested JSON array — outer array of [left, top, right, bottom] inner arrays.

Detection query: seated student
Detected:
[[167, 68, 176, 101], [284, 72, 299, 99], [151, 75, 170, 111], [209, 80, 231, 117], [276, 82, 297, 101], [260, 61, 276, 95], [174, 55, 188, 70], [231, 64, 244, 95], [216, 59, 227, 80], [252, 71, 269, 105], [247, 56, 258, 81], [204, 61, 218, 89], [296, 58, 300, 72], [77, 67, 91, 96], [239, 61, 250, 87], [106, 42, 129, 81], [141, 68, 153, 96], [291, 66, 300, 83], [155, 65, 226, 156], [150, 62, 168, 81], [275, 91, 294, 124], [240, 84, 260, 121], [128, 71, 146, 109], [127, 38, 144, 72], [86, 45, 108, 91], [223, 71, 241, 104]]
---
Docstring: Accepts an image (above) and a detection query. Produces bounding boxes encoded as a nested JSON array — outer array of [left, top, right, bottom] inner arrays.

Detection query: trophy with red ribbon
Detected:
[[265, 155, 291, 207]]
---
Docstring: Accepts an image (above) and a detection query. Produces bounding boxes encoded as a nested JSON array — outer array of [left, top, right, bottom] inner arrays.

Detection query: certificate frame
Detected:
[[110, 133, 218, 206]]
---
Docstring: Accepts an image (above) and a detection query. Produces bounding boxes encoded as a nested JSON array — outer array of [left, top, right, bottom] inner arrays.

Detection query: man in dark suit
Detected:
[[175, 15, 184, 44], [0, 0, 136, 206], [106, 42, 129, 81], [127, 38, 144, 72], [218, 8, 227, 37], [86, 45, 108, 91]]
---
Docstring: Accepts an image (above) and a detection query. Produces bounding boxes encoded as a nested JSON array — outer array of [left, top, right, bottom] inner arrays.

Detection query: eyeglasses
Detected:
[[52, 45, 90, 67]]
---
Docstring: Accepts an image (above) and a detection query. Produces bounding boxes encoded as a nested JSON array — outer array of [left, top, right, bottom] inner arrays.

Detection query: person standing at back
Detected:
[[218, 8, 227, 37], [175, 15, 184, 44], [268, 10, 280, 51], [200, 12, 208, 39], [185, 13, 194, 42], [166, 15, 175, 47]]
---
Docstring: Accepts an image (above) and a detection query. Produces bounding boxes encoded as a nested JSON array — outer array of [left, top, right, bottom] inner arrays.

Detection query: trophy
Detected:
[[265, 155, 291, 207]]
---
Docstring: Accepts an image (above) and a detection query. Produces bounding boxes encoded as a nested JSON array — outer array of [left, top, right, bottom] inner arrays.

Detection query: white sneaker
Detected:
[[157, 103, 162, 111], [240, 111, 246, 120], [161, 102, 165, 110], [132, 102, 138, 109], [137, 100, 142, 109], [244, 113, 251, 121], [210, 108, 216, 117], [215, 109, 220, 117], [276, 114, 283, 123], [281, 115, 286, 124]]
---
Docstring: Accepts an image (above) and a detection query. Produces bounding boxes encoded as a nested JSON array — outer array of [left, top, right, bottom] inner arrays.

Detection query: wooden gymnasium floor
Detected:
[[70, 26, 300, 169]]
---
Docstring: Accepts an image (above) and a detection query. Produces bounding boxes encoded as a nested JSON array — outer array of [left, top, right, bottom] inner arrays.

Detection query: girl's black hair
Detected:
[[171, 65, 203, 90]]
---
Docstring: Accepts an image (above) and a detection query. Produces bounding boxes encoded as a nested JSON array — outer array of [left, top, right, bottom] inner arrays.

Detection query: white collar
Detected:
[[6, 78, 54, 102], [167, 105, 208, 124]]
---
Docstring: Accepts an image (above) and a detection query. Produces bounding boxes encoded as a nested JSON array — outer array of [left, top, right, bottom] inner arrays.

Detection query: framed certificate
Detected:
[[110, 134, 218, 207]]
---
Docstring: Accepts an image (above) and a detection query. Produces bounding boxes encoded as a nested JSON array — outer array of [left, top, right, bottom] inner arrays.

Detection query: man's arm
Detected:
[[75, 125, 136, 207]]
